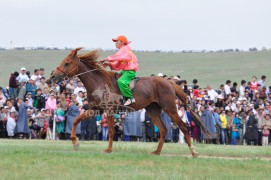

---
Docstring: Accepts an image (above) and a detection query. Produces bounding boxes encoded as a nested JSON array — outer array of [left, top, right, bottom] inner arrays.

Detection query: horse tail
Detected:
[[169, 80, 213, 139]]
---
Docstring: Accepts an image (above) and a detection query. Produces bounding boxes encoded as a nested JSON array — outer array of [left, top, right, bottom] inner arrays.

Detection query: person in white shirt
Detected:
[[74, 81, 86, 96], [6, 111, 17, 137], [76, 91, 84, 107], [258, 75, 267, 88], [207, 85, 218, 102], [224, 80, 232, 96], [25, 92, 33, 107], [177, 106, 186, 144], [16, 67, 29, 83], [30, 69, 42, 86], [239, 80, 247, 101]]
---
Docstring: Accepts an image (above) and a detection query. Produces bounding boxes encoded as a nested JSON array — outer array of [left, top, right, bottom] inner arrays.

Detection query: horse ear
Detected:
[[70, 47, 84, 57]]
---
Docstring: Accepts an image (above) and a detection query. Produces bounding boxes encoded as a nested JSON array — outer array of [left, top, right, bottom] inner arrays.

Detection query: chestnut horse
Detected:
[[48, 48, 210, 157]]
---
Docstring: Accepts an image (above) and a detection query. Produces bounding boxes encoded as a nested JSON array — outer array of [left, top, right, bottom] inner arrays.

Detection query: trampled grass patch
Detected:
[[0, 140, 270, 179]]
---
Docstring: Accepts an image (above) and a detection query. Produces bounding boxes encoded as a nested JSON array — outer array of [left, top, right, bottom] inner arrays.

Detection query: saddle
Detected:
[[115, 74, 140, 92]]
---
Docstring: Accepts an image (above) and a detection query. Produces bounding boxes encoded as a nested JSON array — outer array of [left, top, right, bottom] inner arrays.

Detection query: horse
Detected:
[[48, 48, 211, 157]]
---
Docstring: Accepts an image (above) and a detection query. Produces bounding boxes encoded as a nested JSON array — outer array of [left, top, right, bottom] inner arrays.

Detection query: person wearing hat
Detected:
[[157, 73, 163, 77], [16, 67, 29, 84], [100, 35, 139, 106]]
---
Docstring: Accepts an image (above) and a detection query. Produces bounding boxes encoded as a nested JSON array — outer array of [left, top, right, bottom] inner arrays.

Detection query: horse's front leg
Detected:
[[103, 115, 114, 153], [71, 110, 94, 149]]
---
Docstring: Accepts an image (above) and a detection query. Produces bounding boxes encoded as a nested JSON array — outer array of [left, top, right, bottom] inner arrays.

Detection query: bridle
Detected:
[[56, 57, 98, 80]]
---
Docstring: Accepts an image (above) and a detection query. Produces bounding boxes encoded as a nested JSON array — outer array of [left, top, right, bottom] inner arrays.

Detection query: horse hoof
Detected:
[[192, 152, 199, 158], [149, 151, 160, 155], [73, 143, 80, 151], [103, 149, 112, 154]]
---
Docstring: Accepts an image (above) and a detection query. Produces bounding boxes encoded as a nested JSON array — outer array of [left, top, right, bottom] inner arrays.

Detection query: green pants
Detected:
[[117, 70, 136, 98]]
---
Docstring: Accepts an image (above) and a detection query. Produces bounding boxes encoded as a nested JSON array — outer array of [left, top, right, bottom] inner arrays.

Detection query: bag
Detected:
[[55, 115, 64, 122]]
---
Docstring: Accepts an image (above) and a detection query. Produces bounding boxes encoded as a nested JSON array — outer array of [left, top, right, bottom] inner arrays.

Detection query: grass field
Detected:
[[0, 50, 271, 88], [0, 140, 271, 179]]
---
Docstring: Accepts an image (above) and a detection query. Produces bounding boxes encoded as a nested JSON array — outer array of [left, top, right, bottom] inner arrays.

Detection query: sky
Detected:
[[1, 0, 271, 51]]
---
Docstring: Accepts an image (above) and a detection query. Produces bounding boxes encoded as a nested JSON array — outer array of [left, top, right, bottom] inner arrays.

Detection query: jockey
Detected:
[[100, 35, 139, 106]]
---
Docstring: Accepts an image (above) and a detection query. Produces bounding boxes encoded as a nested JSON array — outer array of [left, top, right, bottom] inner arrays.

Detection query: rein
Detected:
[[56, 57, 98, 80]]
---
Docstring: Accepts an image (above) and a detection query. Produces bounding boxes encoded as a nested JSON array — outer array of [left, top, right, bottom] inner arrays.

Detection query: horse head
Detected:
[[48, 47, 83, 83]]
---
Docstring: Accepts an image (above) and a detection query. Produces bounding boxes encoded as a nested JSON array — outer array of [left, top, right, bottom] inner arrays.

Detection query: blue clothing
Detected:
[[232, 117, 241, 139], [26, 83, 37, 98], [65, 105, 81, 134], [213, 112, 222, 127], [161, 111, 172, 140], [14, 102, 30, 134], [201, 110, 216, 139]]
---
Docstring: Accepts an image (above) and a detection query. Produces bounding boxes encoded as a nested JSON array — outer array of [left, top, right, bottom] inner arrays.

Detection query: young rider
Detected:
[[100, 35, 139, 106]]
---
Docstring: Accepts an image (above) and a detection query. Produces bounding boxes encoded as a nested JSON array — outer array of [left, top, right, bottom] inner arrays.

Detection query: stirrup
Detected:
[[124, 98, 135, 106]]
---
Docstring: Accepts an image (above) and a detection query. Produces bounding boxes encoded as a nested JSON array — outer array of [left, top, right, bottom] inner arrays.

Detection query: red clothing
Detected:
[[193, 89, 199, 97], [250, 82, 258, 91], [262, 129, 270, 137], [101, 114, 108, 127], [107, 45, 139, 72]]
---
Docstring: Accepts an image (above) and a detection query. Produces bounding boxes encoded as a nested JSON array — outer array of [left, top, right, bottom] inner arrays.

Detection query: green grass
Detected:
[[0, 50, 271, 88], [0, 140, 271, 179]]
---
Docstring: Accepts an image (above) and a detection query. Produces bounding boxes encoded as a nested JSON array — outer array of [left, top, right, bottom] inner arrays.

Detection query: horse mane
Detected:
[[78, 49, 115, 91]]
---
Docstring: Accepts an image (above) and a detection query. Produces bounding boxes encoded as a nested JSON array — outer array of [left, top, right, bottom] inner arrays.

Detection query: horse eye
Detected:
[[64, 63, 69, 67]]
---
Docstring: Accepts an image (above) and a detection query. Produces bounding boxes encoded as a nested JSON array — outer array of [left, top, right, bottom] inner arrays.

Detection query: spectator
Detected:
[[101, 113, 108, 141], [224, 80, 232, 97], [35, 109, 47, 139], [25, 92, 33, 107], [81, 99, 96, 140], [250, 76, 258, 91], [145, 112, 155, 142], [226, 110, 234, 144], [258, 75, 267, 88], [0, 106, 9, 138], [230, 82, 238, 95], [262, 125, 270, 146], [65, 100, 81, 139], [30, 69, 41, 85], [54, 102, 65, 139], [207, 85, 218, 102], [26, 78, 37, 98], [66, 79, 75, 94], [239, 80, 247, 100], [16, 67, 29, 84], [33, 89, 46, 110], [39, 68, 45, 77], [74, 81, 86, 96], [244, 110, 258, 145], [76, 91, 84, 107], [9, 71, 19, 99], [45, 93, 57, 112], [6, 111, 17, 138], [201, 105, 216, 144], [161, 111, 172, 142], [14, 98, 31, 139], [0, 87, 6, 107], [220, 110, 227, 145], [37, 77, 48, 93]]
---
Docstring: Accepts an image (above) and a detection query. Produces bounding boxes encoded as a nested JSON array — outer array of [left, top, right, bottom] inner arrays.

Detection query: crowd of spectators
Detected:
[[0, 67, 270, 146]]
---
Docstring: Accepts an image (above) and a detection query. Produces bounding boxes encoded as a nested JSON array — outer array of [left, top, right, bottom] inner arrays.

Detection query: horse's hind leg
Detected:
[[145, 103, 167, 155], [70, 110, 94, 149], [164, 108, 198, 157]]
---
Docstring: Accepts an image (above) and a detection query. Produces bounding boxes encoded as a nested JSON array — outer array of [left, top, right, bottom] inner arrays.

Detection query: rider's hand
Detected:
[[100, 58, 108, 63]]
